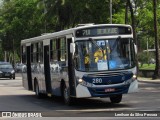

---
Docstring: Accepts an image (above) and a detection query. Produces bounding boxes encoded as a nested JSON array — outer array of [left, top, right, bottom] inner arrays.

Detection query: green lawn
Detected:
[[139, 64, 155, 70]]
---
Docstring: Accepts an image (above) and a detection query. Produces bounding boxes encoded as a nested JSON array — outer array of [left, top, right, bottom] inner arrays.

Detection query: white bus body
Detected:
[[21, 24, 138, 105]]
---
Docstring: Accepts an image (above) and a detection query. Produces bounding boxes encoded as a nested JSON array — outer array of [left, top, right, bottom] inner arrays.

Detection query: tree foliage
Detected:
[[0, 0, 160, 65]]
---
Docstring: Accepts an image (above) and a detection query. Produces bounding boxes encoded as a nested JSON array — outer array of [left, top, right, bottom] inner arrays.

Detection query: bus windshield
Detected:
[[74, 38, 136, 72]]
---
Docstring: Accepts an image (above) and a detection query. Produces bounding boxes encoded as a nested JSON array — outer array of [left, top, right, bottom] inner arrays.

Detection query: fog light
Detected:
[[132, 74, 137, 80]]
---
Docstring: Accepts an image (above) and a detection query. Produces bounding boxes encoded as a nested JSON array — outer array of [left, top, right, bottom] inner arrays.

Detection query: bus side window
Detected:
[[59, 37, 66, 66], [50, 39, 58, 62], [37, 42, 43, 63], [22, 45, 26, 63]]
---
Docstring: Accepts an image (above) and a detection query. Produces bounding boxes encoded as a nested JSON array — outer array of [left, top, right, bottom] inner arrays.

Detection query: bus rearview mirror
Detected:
[[134, 44, 137, 54], [70, 43, 75, 54]]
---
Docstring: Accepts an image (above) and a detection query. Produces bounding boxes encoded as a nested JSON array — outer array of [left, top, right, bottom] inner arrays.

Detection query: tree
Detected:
[[152, 0, 160, 79], [0, 0, 44, 62], [0, 0, 160, 68], [127, 0, 139, 73]]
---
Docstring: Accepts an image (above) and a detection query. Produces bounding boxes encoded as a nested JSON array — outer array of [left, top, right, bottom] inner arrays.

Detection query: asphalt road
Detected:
[[0, 74, 160, 119]]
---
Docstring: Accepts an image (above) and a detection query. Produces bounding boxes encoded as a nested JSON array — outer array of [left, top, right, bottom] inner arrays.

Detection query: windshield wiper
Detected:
[[89, 38, 103, 51], [111, 36, 121, 50], [89, 38, 105, 60]]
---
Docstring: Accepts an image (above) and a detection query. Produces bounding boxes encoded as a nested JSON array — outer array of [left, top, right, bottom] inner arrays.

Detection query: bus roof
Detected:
[[21, 24, 132, 45]]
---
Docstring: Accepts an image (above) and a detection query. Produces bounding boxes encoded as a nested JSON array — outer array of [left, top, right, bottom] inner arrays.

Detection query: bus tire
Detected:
[[63, 84, 74, 105], [110, 94, 122, 103]]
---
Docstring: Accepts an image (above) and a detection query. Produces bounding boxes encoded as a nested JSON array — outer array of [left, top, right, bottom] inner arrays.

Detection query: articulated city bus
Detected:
[[21, 24, 138, 105]]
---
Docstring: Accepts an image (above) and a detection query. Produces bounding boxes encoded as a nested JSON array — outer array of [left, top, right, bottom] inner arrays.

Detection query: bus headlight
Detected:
[[124, 74, 137, 85], [78, 78, 83, 83], [78, 78, 93, 87]]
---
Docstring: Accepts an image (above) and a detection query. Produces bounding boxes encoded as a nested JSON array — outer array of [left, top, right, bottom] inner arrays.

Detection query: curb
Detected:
[[138, 77, 160, 83]]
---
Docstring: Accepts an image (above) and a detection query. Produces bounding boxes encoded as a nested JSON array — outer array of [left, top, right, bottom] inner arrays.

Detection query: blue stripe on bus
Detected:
[[82, 71, 133, 85], [81, 71, 132, 97]]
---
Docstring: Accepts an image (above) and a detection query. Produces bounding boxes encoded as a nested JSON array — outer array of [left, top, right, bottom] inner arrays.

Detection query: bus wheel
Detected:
[[63, 85, 73, 105], [110, 94, 122, 103]]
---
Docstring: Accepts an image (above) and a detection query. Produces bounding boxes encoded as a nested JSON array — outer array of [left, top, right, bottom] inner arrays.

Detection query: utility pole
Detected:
[[110, 0, 112, 24], [125, 1, 129, 24], [43, 0, 47, 33]]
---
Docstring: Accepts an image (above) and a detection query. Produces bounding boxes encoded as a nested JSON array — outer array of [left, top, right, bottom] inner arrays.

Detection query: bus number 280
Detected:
[[92, 78, 102, 83]]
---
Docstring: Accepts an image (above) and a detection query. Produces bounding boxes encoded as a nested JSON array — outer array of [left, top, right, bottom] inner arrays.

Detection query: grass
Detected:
[[139, 64, 155, 70]]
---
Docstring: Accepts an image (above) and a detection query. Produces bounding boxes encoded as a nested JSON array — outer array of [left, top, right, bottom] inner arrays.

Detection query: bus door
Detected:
[[26, 45, 33, 90], [43, 40, 52, 96], [67, 38, 76, 96]]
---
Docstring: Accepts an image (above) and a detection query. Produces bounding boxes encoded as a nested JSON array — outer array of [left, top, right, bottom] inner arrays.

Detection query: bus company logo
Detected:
[[2, 112, 11, 118], [107, 80, 112, 85], [121, 76, 125, 81]]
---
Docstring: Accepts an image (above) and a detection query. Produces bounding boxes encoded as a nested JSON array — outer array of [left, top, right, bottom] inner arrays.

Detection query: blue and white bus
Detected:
[[21, 24, 138, 105]]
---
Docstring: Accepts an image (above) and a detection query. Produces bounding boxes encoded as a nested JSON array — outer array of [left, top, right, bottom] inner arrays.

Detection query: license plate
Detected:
[[105, 88, 115, 92]]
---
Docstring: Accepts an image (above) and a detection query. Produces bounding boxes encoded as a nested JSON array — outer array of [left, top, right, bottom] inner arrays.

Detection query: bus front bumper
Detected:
[[75, 80, 138, 98]]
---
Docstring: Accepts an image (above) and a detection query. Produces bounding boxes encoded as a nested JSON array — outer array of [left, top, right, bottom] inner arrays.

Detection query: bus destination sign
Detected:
[[75, 26, 131, 37]]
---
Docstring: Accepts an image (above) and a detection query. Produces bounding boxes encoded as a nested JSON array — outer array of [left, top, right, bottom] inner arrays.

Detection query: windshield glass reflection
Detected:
[[74, 38, 135, 72]]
